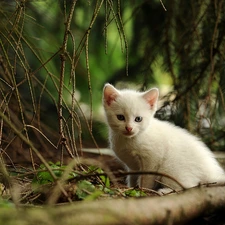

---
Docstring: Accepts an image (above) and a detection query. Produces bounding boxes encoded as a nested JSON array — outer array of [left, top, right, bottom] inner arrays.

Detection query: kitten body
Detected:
[[103, 83, 225, 192]]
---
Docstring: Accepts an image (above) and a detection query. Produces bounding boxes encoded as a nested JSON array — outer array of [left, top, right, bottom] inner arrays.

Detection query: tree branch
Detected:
[[0, 186, 224, 225]]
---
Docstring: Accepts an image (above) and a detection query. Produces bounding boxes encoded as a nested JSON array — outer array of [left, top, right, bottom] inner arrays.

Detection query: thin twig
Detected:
[[160, 0, 167, 11], [25, 125, 57, 149], [68, 170, 185, 190], [58, 0, 78, 160]]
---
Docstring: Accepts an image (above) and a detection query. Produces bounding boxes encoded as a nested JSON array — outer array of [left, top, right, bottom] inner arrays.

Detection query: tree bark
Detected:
[[0, 186, 225, 225]]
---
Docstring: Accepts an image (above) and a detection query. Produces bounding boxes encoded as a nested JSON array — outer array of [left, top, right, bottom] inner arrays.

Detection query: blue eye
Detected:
[[135, 116, 142, 122], [117, 115, 125, 121]]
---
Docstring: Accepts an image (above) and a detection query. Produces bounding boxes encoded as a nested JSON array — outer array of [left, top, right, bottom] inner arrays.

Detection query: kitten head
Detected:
[[103, 83, 159, 138]]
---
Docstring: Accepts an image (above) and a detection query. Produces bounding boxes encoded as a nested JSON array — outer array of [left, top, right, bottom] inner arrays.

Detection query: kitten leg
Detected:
[[158, 188, 176, 195], [127, 174, 139, 187], [138, 175, 158, 189]]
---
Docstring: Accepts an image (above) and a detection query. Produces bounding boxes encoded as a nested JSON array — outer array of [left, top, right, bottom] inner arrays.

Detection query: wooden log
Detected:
[[0, 186, 225, 225]]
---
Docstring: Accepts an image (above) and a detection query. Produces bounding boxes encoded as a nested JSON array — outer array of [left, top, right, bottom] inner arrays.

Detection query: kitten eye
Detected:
[[135, 116, 142, 122], [117, 115, 125, 121]]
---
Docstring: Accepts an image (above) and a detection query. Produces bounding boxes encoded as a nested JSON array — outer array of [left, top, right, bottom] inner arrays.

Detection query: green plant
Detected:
[[32, 162, 77, 185], [0, 198, 14, 209], [124, 188, 147, 197]]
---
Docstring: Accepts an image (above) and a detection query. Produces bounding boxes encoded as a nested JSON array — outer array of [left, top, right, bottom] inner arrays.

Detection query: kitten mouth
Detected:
[[123, 132, 135, 137]]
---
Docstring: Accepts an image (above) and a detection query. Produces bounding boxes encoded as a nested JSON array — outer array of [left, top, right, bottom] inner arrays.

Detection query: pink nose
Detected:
[[125, 126, 133, 132]]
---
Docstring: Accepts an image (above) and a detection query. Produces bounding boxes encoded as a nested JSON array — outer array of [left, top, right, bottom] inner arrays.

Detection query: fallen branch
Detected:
[[0, 186, 225, 225]]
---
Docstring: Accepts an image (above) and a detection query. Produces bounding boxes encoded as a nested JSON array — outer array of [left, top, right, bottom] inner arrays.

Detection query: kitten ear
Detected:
[[103, 83, 120, 106], [142, 88, 159, 110]]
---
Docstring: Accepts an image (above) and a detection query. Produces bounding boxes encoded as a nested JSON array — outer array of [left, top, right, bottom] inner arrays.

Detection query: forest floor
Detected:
[[1, 148, 225, 225]]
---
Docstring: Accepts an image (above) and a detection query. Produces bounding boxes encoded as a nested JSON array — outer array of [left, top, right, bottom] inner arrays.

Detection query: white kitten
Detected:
[[103, 83, 225, 193]]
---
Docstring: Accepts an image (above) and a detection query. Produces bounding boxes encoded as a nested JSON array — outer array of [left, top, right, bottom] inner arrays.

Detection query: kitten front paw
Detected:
[[158, 188, 176, 195]]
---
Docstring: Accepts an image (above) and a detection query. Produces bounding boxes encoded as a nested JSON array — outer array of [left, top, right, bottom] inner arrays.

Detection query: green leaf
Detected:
[[124, 189, 147, 197], [84, 190, 103, 201], [86, 166, 110, 187], [32, 162, 79, 185], [97, 185, 115, 195], [0, 198, 15, 208], [76, 180, 95, 200], [99, 175, 110, 188]]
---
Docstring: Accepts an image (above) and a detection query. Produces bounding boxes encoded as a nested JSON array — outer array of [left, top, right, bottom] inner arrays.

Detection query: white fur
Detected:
[[103, 83, 225, 193]]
